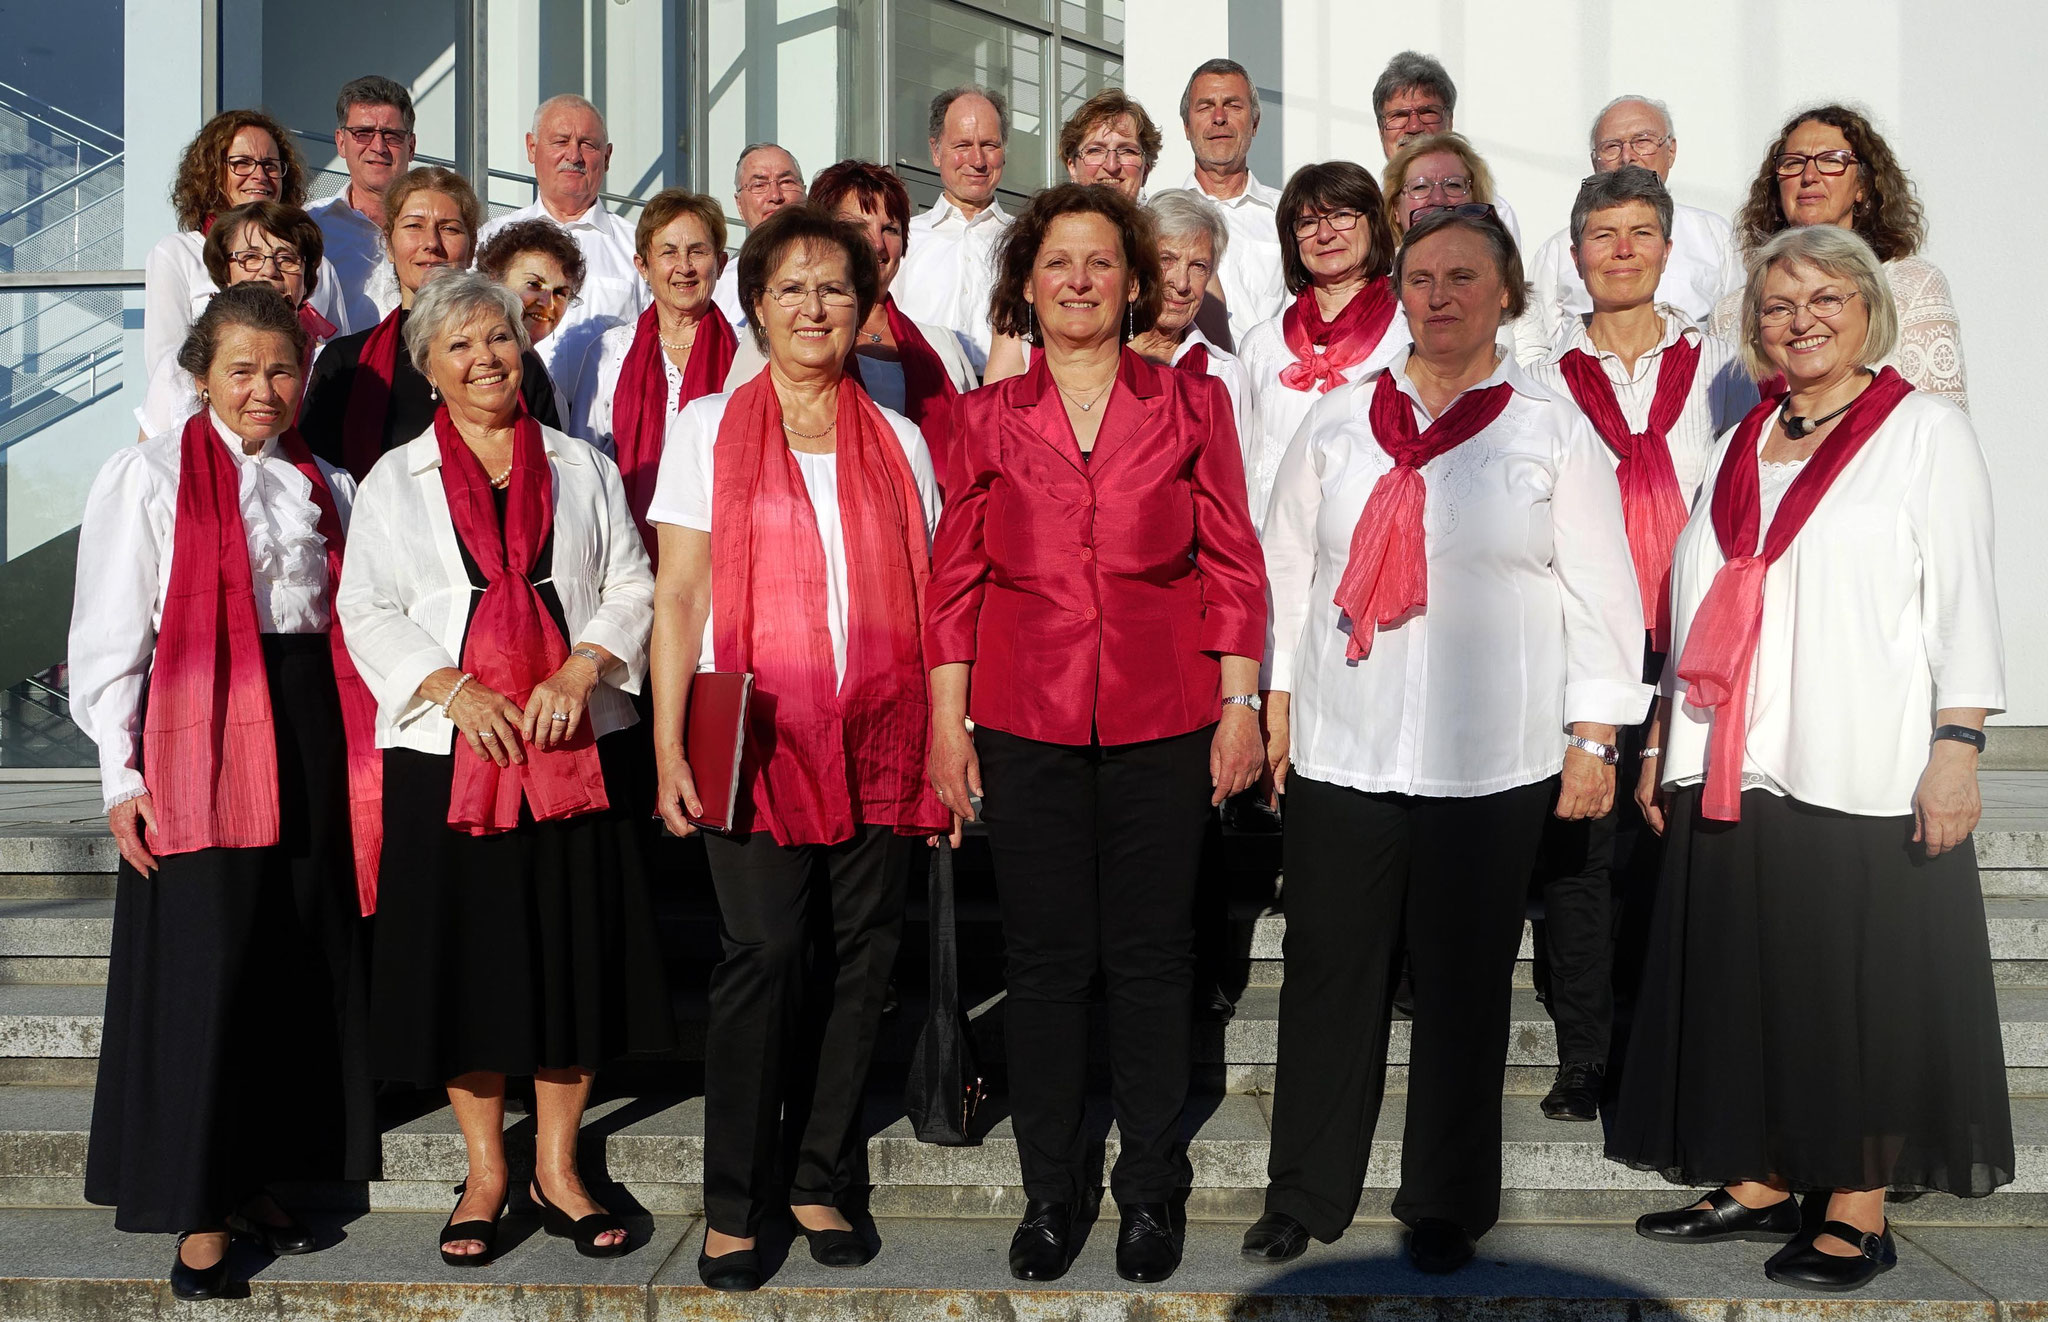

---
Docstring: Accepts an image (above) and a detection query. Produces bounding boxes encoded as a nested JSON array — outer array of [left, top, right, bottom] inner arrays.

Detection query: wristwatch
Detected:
[[1222, 693, 1262, 713], [1564, 733, 1619, 765], [1932, 724, 1988, 753]]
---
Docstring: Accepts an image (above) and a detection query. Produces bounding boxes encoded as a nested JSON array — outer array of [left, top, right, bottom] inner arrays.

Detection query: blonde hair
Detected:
[[1737, 226, 1897, 381], [1380, 131, 1495, 239]]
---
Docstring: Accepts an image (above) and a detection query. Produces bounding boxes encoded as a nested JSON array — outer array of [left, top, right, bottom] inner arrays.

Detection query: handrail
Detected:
[[0, 271, 143, 290], [0, 152, 122, 229], [0, 79, 121, 152]]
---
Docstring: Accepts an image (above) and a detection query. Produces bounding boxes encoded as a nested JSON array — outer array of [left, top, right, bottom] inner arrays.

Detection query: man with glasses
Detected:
[[894, 87, 1012, 373], [478, 94, 650, 379], [1520, 96, 1742, 362], [1371, 51, 1521, 245], [1178, 58, 1284, 349], [308, 75, 416, 334], [712, 143, 806, 328]]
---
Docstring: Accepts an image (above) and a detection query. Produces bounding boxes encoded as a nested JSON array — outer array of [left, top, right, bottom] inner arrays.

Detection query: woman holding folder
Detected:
[[646, 205, 944, 1292]]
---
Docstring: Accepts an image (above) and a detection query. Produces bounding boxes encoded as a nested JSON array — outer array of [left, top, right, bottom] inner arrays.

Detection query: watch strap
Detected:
[[1564, 733, 1619, 766], [1932, 724, 1987, 753]]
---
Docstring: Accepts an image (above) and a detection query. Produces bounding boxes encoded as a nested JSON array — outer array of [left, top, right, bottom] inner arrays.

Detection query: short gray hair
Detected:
[[734, 141, 803, 190], [1737, 225, 1898, 381], [1145, 189, 1230, 264], [531, 93, 607, 143], [1373, 51, 1456, 120], [1588, 94, 1675, 155], [927, 86, 1010, 145], [403, 269, 529, 376], [1569, 165, 1674, 247], [335, 74, 415, 133], [1179, 58, 1260, 130]]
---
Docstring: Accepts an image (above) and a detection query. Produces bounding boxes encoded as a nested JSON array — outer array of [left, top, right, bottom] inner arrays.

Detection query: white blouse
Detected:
[[645, 392, 942, 684], [1181, 169, 1288, 348], [142, 230, 349, 382], [894, 196, 1015, 373], [566, 319, 770, 456], [1263, 350, 1652, 798], [1170, 326, 1253, 462], [1527, 307, 1758, 503], [1658, 390, 2004, 816], [334, 423, 654, 754], [69, 414, 357, 810], [1237, 300, 1410, 530], [1520, 203, 1744, 365]]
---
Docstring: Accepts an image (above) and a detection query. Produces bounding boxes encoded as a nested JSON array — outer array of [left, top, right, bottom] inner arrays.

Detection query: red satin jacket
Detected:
[[926, 350, 1267, 746]]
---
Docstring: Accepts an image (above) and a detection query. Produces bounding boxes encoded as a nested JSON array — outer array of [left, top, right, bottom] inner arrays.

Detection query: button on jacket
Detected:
[[926, 350, 1267, 747]]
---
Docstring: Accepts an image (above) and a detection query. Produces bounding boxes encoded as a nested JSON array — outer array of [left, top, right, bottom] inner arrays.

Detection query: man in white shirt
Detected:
[[1179, 59, 1283, 350], [1371, 51, 1520, 244], [478, 94, 649, 381], [712, 143, 806, 328], [1519, 96, 1743, 363], [892, 87, 1012, 373], [306, 75, 415, 334]]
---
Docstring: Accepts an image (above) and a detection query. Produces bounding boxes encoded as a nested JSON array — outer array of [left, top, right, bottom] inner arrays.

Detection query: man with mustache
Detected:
[[1178, 59, 1283, 350], [308, 75, 416, 334], [893, 87, 1012, 373], [711, 142, 806, 328]]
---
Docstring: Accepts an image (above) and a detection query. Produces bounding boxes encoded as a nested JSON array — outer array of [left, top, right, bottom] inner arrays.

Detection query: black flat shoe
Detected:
[[170, 1232, 229, 1300], [1196, 981, 1238, 1021], [1407, 1218, 1476, 1274], [1765, 1219, 1896, 1292], [531, 1182, 629, 1259], [794, 1215, 874, 1268], [697, 1239, 762, 1291], [1115, 1201, 1183, 1283], [1241, 1209, 1311, 1262], [1636, 1188, 1800, 1244], [439, 1186, 506, 1268], [1008, 1199, 1074, 1282], [1540, 1061, 1604, 1122], [227, 1208, 317, 1256]]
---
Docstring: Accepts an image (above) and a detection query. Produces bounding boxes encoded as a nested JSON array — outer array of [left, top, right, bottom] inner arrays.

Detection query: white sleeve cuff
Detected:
[[1562, 679, 1653, 730]]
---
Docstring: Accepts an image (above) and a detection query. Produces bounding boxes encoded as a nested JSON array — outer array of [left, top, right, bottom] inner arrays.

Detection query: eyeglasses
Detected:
[[516, 275, 579, 308], [1408, 201, 1499, 225], [1594, 132, 1670, 162], [227, 247, 303, 274], [1402, 174, 1471, 203], [742, 177, 801, 196], [1379, 104, 1445, 131], [225, 155, 284, 178], [1292, 208, 1364, 238], [342, 126, 412, 149], [767, 282, 857, 309], [1774, 150, 1858, 177], [1757, 289, 1860, 327], [1076, 143, 1146, 167]]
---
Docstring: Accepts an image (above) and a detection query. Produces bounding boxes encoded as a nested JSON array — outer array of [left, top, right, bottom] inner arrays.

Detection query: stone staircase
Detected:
[[1, 794, 2045, 1316]]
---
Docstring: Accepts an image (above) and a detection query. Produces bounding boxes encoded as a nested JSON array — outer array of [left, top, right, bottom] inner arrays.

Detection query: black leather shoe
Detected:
[[1008, 1200, 1074, 1282], [227, 1204, 316, 1256], [1115, 1202, 1182, 1283], [1407, 1218, 1475, 1274], [1765, 1219, 1896, 1292], [1222, 792, 1282, 833], [795, 1217, 874, 1268], [697, 1238, 762, 1292], [1240, 1210, 1311, 1262], [1196, 981, 1237, 1021], [170, 1232, 230, 1300], [1636, 1188, 1800, 1244], [1540, 1061, 1605, 1122]]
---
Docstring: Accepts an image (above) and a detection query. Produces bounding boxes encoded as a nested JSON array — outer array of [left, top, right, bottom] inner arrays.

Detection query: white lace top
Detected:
[[1710, 254, 1968, 412]]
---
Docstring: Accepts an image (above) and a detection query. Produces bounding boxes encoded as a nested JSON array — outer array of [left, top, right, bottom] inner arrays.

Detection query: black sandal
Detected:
[[531, 1181, 629, 1259], [439, 1183, 506, 1268]]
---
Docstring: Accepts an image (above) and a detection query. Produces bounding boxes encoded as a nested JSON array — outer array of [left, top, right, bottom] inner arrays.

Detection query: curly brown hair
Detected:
[[1735, 104, 1925, 263], [201, 201, 326, 300], [1058, 89, 1164, 177], [476, 218, 588, 295], [634, 188, 727, 263], [170, 109, 309, 233], [989, 183, 1162, 344]]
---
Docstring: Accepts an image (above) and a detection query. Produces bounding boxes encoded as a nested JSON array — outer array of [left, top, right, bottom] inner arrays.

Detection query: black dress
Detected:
[[85, 635, 379, 1233], [367, 496, 674, 1086], [300, 312, 562, 476]]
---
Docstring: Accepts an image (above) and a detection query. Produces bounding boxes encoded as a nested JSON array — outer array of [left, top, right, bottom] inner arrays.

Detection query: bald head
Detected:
[[527, 94, 611, 219], [1589, 95, 1676, 180]]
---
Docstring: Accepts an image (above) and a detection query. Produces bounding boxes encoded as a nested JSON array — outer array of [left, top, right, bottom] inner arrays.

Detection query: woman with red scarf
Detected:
[[1246, 206, 1647, 1274], [336, 272, 671, 1267], [1236, 161, 1405, 528], [1612, 227, 2011, 1292], [70, 285, 380, 1299], [646, 206, 942, 1292]]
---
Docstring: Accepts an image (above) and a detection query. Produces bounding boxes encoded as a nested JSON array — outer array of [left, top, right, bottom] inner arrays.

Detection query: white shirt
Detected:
[[711, 262, 746, 329], [1169, 326, 1253, 462], [334, 423, 654, 754], [306, 186, 402, 335], [134, 352, 201, 438], [1659, 391, 2004, 816], [143, 230, 350, 381], [1183, 169, 1286, 348], [1237, 300, 1410, 529], [69, 414, 357, 809], [478, 199, 651, 382], [645, 392, 942, 684], [893, 195, 1014, 374], [567, 318, 768, 456], [1520, 203, 1742, 366], [1526, 306, 1758, 503], [1263, 349, 1651, 797]]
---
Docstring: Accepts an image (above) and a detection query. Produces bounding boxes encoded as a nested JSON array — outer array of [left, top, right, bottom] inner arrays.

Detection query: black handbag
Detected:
[[903, 838, 985, 1145]]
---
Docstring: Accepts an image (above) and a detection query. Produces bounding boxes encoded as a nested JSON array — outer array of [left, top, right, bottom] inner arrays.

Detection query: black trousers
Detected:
[[977, 724, 1215, 1205], [700, 822, 912, 1236], [1264, 773, 1552, 1240]]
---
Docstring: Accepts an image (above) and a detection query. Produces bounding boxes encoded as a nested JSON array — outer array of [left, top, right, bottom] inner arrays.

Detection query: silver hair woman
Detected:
[[1128, 188, 1253, 458]]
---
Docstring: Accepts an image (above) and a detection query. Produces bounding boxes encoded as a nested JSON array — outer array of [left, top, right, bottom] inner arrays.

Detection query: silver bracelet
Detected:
[[1639, 746, 1663, 759], [570, 646, 604, 670], [441, 671, 475, 715]]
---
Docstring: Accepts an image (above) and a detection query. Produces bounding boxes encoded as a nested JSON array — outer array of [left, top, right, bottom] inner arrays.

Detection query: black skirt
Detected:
[[1607, 786, 2014, 1197], [368, 729, 676, 1086], [84, 635, 379, 1233]]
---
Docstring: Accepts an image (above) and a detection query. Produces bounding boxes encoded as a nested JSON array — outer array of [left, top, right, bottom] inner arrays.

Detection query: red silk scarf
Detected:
[[1674, 367, 1914, 821], [1332, 369, 1513, 660], [435, 409, 610, 834], [1176, 342, 1211, 376], [339, 308, 404, 481], [845, 297, 961, 490], [1558, 334, 1701, 652], [612, 302, 738, 553], [710, 373, 946, 846], [1278, 280, 1397, 395]]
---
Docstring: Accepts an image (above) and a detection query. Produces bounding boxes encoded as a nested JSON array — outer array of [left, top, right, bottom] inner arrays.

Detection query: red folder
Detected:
[[686, 671, 753, 832]]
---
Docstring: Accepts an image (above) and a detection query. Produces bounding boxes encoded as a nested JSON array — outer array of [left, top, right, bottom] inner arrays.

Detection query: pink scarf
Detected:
[[1278, 280, 1397, 394], [612, 303, 738, 555]]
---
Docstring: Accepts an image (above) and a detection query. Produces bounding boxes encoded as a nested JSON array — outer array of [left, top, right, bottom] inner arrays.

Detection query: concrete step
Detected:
[[0, 875, 113, 901], [0, 1209, 2039, 1321]]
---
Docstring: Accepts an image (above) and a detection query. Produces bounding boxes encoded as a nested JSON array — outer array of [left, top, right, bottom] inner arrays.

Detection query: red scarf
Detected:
[[612, 303, 738, 553], [339, 308, 404, 481], [1332, 369, 1514, 659], [436, 409, 610, 834], [142, 414, 384, 914], [845, 298, 961, 490], [710, 373, 946, 846], [1674, 367, 1913, 821], [292, 301, 338, 426], [1558, 333, 1701, 652], [1278, 280, 1397, 394], [1176, 341, 1211, 376]]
